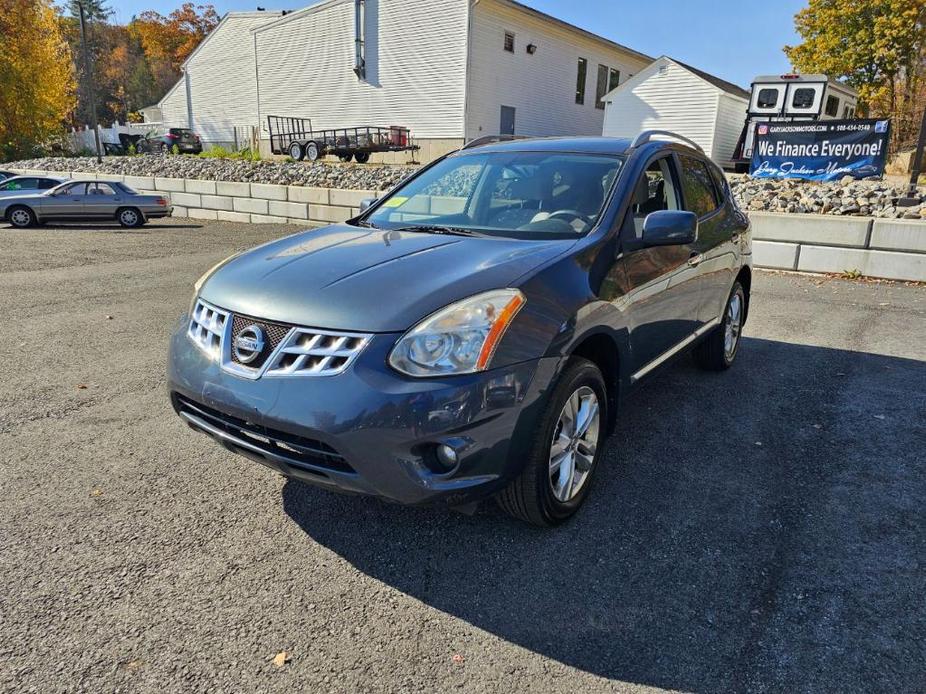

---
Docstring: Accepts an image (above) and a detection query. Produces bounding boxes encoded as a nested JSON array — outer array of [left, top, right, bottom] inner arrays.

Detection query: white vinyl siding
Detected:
[[465, 0, 649, 140], [158, 79, 188, 128], [254, 0, 469, 139], [713, 93, 748, 166], [603, 59, 720, 156], [157, 13, 280, 143]]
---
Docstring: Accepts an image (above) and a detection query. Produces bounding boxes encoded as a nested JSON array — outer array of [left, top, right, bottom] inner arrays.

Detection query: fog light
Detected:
[[435, 444, 459, 471]]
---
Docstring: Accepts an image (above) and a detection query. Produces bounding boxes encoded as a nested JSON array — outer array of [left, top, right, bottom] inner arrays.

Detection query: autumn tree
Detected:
[[785, 0, 926, 145], [0, 0, 75, 159], [130, 3, 220, 97]]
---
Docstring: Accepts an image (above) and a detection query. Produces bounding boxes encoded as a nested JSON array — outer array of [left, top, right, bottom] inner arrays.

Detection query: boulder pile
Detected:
[[729, 175, 926, 220]]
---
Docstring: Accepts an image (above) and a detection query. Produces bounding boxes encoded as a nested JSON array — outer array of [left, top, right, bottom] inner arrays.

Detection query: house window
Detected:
[[844, 106, 855, 118], [503, 32, 515, 53], [595, 64, 609, 109], [608, 68, 620, 93], [825, 95, 839, 117], [575, 58, 587, 104]]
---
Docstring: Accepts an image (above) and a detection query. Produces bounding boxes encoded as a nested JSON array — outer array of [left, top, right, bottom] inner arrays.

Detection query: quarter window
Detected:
[[595, 64, 609, 109], [756, 88, 779, 108], [503, 32, 514, 53], [791, 87, 816, 109], [679, 156, 721, 218], [575, 58, 587, 104], [825, 95, 839, 117]]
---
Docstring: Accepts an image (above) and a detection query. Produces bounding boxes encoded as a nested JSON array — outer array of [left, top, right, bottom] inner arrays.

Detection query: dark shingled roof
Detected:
[[671, 58, 750, 100]]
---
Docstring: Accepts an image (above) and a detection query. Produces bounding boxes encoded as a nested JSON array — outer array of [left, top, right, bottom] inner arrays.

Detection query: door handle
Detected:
[[688, 252, 703, 267]]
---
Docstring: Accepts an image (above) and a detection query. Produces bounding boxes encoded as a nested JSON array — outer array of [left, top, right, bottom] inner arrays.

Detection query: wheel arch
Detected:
[[568, 331, 622, 434], [5, 203, 37, 223], [735, 265, 752, 322]]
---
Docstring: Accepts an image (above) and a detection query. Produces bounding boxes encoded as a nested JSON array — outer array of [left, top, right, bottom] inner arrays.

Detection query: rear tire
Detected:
[[354, 151, 370, 164], [117, 207, 144, 228], [694, 281, 746, 371], [305, 142, 320, 161], [7, 205, 35, 228], [289, 142, 305, 161], [497, 357, 607, 527]]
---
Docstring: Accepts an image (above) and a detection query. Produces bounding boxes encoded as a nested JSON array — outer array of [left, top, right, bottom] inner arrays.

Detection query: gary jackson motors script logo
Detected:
[[234, 325, 266, 364]]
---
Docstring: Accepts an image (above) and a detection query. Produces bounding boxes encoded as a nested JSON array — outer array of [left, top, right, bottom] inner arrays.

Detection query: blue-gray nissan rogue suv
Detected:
[[168, 132, 752, 526]]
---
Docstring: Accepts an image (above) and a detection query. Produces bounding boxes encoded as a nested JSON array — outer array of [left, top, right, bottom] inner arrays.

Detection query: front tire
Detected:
[[7, 205, 35, 228], [694, 281, 746, 371], [305, 142, 320, 161], [117, 207, 143, 228], [497, 357, 607, 527], [354, 151, 370, 164]]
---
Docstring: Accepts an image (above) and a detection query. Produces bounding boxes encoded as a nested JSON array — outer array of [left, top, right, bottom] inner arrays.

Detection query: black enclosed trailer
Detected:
[[267, 115, 418, 164]]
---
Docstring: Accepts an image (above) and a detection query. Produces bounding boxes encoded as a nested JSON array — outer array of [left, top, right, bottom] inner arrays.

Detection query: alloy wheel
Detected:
[[549, 386, 600, 502], [120, 209, 139, 227], [724, 291, 743, 360], [10, 208, 31, 227]]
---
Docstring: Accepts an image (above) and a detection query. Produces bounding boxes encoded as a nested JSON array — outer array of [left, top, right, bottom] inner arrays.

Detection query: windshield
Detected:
[[362, 151, 623, 238]]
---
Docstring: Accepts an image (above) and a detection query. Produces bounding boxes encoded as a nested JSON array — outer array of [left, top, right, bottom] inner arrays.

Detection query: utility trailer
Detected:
[[267, 115, 418, 164]]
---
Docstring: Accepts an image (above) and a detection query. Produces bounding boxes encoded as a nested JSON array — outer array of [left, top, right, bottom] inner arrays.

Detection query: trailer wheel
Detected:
[[289, 142, 305, 161], [305, 142, 320, 161], [354, 152, 370, 164], [338, 153, 353, 163]]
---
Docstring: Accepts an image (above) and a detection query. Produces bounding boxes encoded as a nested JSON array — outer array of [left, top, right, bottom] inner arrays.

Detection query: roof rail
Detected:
[[630, 130, 704, 153], [462, 134, 530, 150]]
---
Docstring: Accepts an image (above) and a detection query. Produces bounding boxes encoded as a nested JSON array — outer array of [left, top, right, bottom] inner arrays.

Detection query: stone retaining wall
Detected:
[[751, 213, 926, 282], [12, 168, 381, 228], [10, 168, 926, 282]]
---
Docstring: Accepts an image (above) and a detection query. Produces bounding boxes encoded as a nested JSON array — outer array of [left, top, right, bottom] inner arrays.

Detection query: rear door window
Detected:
[[678, 156, 721, 218], [756, 88, 779, 108], [5, 178, 37, 190], [792, 88, 816, 108]]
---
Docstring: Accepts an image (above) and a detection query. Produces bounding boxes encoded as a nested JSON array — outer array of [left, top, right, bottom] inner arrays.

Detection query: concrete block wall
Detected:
[[12, 168, 379, 229], [750, 213, 926, 282], [9, 168, 925, 281]]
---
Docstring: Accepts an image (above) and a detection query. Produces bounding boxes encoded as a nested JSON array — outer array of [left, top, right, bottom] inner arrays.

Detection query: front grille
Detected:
[[174, 393, 355, 474], [264, 328, 370, 377], [187, 299, 371, 379], [188, 300, 228, 358], [229, 314, 292, 369]]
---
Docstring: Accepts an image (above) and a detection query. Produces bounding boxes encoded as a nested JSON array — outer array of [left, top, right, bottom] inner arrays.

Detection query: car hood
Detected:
[[199, 224, 574, 332]]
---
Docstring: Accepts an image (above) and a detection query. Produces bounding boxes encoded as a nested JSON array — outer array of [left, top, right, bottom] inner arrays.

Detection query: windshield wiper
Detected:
[[393, 225, 482, 237]]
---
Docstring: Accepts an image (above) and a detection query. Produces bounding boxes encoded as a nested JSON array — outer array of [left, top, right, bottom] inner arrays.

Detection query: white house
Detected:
[[602, 56, 750, 168], [154, 0, 652, 161], [158, 11, 284, 147]]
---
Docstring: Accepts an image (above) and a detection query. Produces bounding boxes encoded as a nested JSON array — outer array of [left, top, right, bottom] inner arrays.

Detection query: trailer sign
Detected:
[[750, 119, 890, 181]]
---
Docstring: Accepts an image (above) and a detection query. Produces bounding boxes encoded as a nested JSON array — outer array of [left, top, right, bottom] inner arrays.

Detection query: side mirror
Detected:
[[359, 197, 377, 213], [642, 210, 698, 247]]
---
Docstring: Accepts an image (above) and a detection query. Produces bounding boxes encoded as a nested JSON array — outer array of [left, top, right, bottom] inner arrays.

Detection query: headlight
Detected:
[[389, 289, 526, 377]]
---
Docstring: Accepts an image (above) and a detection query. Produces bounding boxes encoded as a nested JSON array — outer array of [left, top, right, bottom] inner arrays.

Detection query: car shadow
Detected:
[[281, 337, 926, 691], [1, 222, 204, 232]]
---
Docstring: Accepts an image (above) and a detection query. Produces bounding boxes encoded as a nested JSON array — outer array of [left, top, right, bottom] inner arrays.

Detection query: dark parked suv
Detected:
[[168, 132, 751, 526], [137, 128, 202, 154]]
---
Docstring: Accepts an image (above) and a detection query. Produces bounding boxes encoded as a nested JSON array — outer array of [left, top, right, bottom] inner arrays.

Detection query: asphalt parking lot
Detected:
[[1, 217, 924, 693]]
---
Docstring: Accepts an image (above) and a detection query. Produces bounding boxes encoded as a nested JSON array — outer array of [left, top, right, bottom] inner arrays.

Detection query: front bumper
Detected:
[[168, 315, 559, 506]]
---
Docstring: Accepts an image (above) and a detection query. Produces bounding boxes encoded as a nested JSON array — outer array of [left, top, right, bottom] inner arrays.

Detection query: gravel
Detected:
[[8, 155, 418, 191], [7, 156, 926, 221], [2, 217, 925, 692]]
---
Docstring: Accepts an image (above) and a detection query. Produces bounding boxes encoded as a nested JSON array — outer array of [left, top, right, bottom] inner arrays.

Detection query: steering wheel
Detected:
[[546, 209, 594, 228]]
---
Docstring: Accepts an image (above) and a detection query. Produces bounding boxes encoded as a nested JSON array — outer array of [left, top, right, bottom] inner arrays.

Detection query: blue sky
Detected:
[[107, 0, 806, 88]]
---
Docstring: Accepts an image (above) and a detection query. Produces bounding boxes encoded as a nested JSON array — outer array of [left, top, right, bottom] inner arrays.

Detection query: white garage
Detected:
[[602, 56, 749, 168]]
